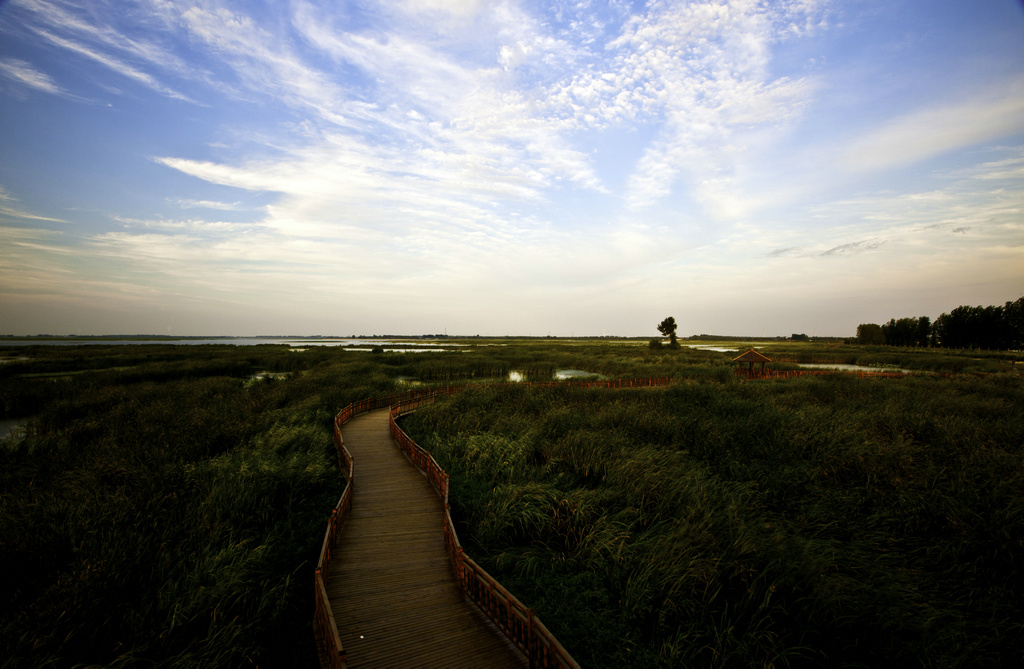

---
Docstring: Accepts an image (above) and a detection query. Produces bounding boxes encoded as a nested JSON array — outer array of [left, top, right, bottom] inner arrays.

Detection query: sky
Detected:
[[1, 0, 1022, 338]]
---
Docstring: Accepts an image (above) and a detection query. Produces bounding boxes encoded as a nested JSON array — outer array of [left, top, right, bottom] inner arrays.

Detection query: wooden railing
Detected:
[[314, 377, 674, 668], [390, 399, 581, 668], [313, 408, 355, 669], [735, 368, 907, 380], [314, 387, 458, 668]]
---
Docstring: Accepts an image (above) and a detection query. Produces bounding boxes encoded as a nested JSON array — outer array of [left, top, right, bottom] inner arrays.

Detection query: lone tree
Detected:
[[657, 316, 679, 348]]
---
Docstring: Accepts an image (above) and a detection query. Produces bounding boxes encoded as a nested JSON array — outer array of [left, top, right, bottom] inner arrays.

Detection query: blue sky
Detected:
[[1, 0, 1022, 337]]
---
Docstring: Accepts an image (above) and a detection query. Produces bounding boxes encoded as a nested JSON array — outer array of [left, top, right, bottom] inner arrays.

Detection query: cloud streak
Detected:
[[0, 187, 67, 223], [844, 77, 1024, 172], [11, 0, 197, 101], [1, 0, 1021, 336], [0, 57, 62, 94]]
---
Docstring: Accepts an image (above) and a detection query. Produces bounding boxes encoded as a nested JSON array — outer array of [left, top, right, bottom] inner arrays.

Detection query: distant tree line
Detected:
[[856, 296, 1024, 350]]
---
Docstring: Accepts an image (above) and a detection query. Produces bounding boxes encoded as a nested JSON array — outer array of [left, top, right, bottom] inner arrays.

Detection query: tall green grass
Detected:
[[755, 341, 1024, 373], [3, 341, 1018, 667], [0, 345, 412, 667], [0, 341, 668, 666], [401, 375, 1024, 668]]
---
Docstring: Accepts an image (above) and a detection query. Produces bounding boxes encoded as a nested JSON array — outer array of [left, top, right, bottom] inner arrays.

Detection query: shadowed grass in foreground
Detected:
[[0, 346, 403, 667], [1, 341, 1019, 667], [401, 375, 1024, 668]]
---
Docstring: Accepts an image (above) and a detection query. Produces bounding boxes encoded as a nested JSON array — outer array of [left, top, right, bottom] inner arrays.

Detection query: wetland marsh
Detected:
[[1, 340, 1021, 667]]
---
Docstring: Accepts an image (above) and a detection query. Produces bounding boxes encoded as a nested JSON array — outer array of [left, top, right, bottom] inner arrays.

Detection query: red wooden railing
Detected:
[[315, 387, 456, 668], [391, 398, 582, 668], [313, 408, 355, 669], [734, 368, 907, 380], [314, 377, 674, 668]]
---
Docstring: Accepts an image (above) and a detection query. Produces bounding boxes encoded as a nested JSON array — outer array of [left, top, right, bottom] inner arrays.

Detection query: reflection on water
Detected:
[[344, 347, 458, 353], [248, 372, 290, 381], [0, 337, 466, 350], [554, 369, 602, 380], [685, 345, 740, 353], [798, 363, 912, 373], [244, 371, 291, 388]]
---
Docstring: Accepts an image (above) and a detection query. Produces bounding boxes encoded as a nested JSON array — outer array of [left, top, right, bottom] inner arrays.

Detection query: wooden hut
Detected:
[[733, 349, 771, 378]]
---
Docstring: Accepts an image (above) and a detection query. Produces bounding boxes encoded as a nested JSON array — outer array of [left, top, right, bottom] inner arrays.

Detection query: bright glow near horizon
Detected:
[[1, 0, 1022, 338]]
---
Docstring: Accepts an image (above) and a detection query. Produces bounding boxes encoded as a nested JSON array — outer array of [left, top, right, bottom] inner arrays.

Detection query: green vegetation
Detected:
[[0, 340, 650, 666], [400, 359, 1024, 667], [0, 345, 400, 667], [2, 340, 1020, 667], [856, 294, 1024, 349]]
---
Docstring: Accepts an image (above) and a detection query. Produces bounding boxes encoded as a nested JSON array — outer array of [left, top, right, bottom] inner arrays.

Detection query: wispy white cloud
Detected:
[[548, 0, 825, 212], [401, 0, 485, 19], [112, 215, 252, 233], [1, 0, 1021, 336], [821, 239, 885, 256], [843, 77, 1024, 172], [0, 57, 62, 94], [176, 4, 365, 124], [291, 1, 603, 191], [0, 224, 70, 252], [636, 145, 1023, 326], [12, 0, 196, 101], [11, 0, 827, 238], [144, 0, 832, 274], [0, 226, 85, 312], [29, 26, 192, 101], [736, 150, 1024, 295], [0, 186, 67, 223], [140, 1, 606, 252], [171, 199, 248, 211]]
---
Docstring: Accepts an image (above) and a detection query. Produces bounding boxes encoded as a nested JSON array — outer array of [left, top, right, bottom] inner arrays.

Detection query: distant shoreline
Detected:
[[0, 334, 846, 343]]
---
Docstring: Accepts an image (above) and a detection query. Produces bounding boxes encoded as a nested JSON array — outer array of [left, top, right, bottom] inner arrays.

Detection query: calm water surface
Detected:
[[0, 338, 463, 352], [798, 363, 912, 373]]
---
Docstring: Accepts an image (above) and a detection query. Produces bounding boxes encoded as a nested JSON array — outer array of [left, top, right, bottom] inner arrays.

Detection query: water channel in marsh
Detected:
[[798, 363, 914, 373]]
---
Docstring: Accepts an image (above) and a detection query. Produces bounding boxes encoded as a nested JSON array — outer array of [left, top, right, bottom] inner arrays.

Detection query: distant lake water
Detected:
[[686, 345, 740, 353], [0, 338, 462, 352]]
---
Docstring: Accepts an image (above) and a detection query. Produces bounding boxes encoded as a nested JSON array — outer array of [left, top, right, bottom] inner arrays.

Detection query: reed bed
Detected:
[[0, 345, 407, 667], [0, 341, 654, 665], [755, 342, 1024, 373], [401, 375, 1024, 668], [2, 340, 1018, 667]]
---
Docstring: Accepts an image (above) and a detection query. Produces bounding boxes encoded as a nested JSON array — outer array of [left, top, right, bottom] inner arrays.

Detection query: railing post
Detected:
[[527, 608, 535, 669]]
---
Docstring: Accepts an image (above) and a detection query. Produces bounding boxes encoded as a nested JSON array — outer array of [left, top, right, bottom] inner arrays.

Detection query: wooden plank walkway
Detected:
[[324, 409, 528, 668]]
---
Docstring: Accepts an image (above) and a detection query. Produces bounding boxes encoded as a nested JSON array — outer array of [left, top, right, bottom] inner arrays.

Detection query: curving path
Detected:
[[321, 408, 527, 668]]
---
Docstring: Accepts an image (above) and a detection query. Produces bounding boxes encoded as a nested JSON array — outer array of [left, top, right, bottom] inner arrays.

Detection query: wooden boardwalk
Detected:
[[323, 409, 528, 668]]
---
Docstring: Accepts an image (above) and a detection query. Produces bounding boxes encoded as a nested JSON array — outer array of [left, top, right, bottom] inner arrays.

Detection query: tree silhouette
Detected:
[[856, 323, 884, 345], [657, 317, 679, 349], [867, 295, 1023, 349]]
